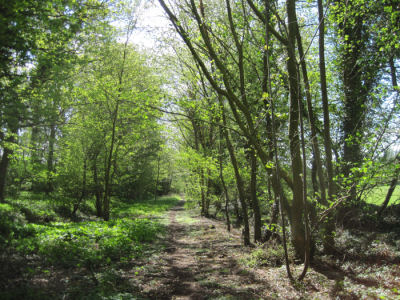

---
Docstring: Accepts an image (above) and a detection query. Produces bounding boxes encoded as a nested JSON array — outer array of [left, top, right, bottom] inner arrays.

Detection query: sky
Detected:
[[132, 2, 170, 49]]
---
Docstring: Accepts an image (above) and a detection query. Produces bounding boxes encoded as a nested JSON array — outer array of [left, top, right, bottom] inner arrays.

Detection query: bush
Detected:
[[241, 240, 295, 268], [0, 203, 36, 248]]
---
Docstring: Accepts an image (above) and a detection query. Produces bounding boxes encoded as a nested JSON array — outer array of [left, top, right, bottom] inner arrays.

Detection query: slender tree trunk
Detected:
[[219, 127, 231, 232], [297, 60, 311, 280], [317, 0, 336, 253], [286, 0, 306, 257], [103, 100, 119, 221], [154, 154, 161, 201], [378, 58, 399, 216], [30, 123, 41, 192], [225, 134, 250, 245], [73, 158, 87, 217], [199, 168, 207, 216], [318, 0, 335, 200], [295, 19, 327, 205], [378, 164, 399, 216], [311, 159, 319, 196], [46, 123, 56, 194], [220, 100, 250, 245], [250, 147, 262, 242], [389, 56, 398, 88], [205, 170, 212, 216], [261, 1, 290, 244], [92, 153, 103, 218], [222, 182, 231, 232], [0, 137, 14, 203], [233, 192, 242, 227], [191, 118, 208, 216]]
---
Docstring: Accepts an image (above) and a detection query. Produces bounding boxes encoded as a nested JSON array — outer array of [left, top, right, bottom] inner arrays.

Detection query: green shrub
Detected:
[[0, 203, 36, 248], [241, 241, 295, 268]]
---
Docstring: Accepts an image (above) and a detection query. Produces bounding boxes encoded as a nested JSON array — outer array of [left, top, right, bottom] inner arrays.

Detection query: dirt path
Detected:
[[132, 200, 400, 300], [136, 201, 292, 299], [134, 200, 400, 299]]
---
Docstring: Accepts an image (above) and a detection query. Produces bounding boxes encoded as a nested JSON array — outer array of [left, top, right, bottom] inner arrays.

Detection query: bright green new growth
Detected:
[[1, 195, 180, 268]]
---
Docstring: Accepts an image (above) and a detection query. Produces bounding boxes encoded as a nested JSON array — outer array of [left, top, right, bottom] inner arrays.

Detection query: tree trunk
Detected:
[[73, 158, 87, 217], [378, 169, 399, 216], [311, 159, 319, 197], [0, 138, 14, 203], [378, 58, 398, 215], [318, 0, 336, 253], [219, 127, 231, 232], [103, 101, 119, 221], [225, 131, 250, 245], [295, 18, 327, 205], [339, 5, 369, 203], [46, 123, 56, 194], [92, 155, 103, 218], [286, 0, 306, 257], [318, 0, 335, 200], [220, 101, 250, 246], [233, 192, 242, 227], [250, 147, 262, 242], [154, 154, 161, 201], [205, 170, 212, 216]]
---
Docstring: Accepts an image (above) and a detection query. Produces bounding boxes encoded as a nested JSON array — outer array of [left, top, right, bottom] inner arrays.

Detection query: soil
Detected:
[[136, 200, 268, 299], [133, 201, 400, 299]]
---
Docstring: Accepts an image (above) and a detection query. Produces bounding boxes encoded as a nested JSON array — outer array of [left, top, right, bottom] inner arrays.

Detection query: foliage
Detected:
[[23, 218, 162, 267], [1, 193, 179, 269], [1, 0, 400, 288], [0, 203, 35, 248], [240, 240, 295, 268]]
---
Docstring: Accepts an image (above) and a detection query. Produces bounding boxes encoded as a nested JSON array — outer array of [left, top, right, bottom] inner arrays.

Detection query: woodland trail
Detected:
[[134, 201, 309, 300], [125, 200, 398, 299]]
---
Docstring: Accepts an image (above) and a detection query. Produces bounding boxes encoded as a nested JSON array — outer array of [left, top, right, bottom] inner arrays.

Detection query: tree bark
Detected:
[[0, 136, 15, 203], [220, 100, 250, 246], [92, 152, 103, 218], [317, 0, 336, 253], [295, 18, 327, 205], [318, 0, 335, 200], [286, 0, 306, 257], [103, 100, 119, 221], [73, 157, 87, 217], [46, 123, 56, 194], [378, 59, 399, 216], [339, 3, 372, 203], [154, 154, 161, 201], [249, 147, 262, 242], [219, 127, 231, 232], [378, 160, 399, 216]]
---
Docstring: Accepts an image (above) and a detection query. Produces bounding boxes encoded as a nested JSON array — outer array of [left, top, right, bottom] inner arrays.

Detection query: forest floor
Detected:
[[132, 200, 400, 299], [2, 196, 400, 299]]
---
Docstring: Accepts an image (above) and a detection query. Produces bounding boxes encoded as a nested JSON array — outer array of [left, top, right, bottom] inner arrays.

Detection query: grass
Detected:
[[111, 195, 180, 219], [176, 209, 199, 225], [364, 185, 400, 206]]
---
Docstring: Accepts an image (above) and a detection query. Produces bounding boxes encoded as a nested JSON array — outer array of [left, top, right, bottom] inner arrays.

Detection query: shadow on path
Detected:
[[139, 201, 273, 299]]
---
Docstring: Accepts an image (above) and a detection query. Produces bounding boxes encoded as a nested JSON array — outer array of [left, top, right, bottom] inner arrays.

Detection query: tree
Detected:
[[0, 0, 108, 202], [158, 0, 311, 256]]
